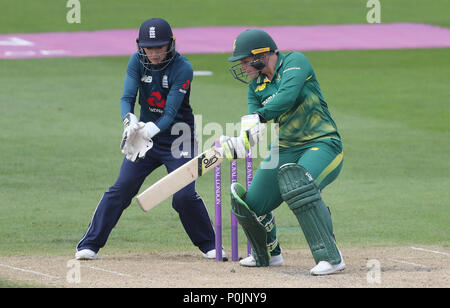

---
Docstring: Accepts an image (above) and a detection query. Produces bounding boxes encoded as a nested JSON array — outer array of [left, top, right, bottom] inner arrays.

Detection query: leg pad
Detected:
[[230, 183, 270, 266], [278, 163, 341, 265]]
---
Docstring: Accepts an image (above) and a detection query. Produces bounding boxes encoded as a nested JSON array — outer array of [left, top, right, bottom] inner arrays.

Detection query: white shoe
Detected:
[[75, 249, 98, 260], [310, 251, 345, 275], [239, 254, 283, 267], [202, 249, 227, 260]]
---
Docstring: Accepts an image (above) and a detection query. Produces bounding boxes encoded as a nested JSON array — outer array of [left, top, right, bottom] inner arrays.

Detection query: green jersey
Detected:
[[248, 51, 340, 148]]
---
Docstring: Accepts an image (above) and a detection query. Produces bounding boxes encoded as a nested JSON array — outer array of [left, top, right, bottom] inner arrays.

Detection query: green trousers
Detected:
[[244, 138, 343, 256]]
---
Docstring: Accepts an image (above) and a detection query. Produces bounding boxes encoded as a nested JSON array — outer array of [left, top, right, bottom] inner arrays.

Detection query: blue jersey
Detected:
[[120, 52, 194, 145]]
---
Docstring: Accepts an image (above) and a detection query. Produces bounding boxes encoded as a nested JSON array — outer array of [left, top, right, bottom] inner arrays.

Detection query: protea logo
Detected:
[[149, 27, 156, 38]]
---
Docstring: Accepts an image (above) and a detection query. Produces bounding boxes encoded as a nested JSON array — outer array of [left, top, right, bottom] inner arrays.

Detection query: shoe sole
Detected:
[[310, 263, 346, 276], [75, 252, 98, 260], [239, 258, 284, 267], [75, 255, 98, 260]]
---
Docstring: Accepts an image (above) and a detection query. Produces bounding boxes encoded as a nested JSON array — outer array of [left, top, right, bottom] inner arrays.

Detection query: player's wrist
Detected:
[[143, 121, 161, 139], [253, 112, 267, 123]]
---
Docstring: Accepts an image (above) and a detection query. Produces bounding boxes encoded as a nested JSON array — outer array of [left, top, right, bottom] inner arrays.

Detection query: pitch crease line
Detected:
[[82, 265, 133, 277], [388, 258, 432, 269], [0, 263, 60, 279], [410, 247, 450, 257]]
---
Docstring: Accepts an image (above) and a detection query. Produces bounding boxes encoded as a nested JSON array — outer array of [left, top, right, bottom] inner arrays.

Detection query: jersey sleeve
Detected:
[[120, 54, 140, 119], [248, 85, 262, 114], [154, 62, 193, 132], [253, 53, 313, 121]]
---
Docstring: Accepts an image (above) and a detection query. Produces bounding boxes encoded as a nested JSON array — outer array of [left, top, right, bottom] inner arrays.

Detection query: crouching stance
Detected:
[[229, 162, 344, 275], [220, 28, 346, 275], [75, 18, 219, 261]]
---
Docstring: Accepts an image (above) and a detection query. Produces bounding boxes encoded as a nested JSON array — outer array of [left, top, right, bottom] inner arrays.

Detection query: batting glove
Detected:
[[240, 113, 266, 149], [219, 135, 247, 160]]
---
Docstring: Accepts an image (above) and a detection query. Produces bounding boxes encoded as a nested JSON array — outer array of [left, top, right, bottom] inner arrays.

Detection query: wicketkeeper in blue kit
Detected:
[[75, 18, 222, 260]]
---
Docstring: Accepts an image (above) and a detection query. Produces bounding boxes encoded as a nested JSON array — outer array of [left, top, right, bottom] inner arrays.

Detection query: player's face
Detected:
[[143, 45, 169, 64], [240, 56, 260, 79]]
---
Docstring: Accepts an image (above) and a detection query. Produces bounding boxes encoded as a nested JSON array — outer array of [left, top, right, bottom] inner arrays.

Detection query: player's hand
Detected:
[[240, 113, 266, 149], [120, 113, 139, 152], [218, 135, 246, 160]]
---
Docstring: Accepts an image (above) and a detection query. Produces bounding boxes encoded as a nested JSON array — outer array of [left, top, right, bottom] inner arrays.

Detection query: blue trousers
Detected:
[[77, 140, 216, 254]]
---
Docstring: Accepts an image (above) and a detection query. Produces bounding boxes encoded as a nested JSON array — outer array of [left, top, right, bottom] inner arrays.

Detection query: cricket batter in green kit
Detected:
[[219, 29, 345, 275]]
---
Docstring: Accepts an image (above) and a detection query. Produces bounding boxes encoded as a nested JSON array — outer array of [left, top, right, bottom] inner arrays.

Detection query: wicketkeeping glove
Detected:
[[122, 123, 154, 162], [142, 121, 161, 140], [120, 113, 139, 152]]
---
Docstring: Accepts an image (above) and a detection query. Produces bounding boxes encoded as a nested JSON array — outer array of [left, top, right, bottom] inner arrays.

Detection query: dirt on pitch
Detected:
[[0, 246, 448, 288]]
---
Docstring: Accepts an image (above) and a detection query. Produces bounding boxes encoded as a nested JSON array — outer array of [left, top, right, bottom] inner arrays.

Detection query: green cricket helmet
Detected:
[[228, 29, 278, 84]]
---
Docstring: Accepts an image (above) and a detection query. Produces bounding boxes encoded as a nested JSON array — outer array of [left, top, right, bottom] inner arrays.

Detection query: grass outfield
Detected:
[[0, 49, 448, 258], [2, 0, 450, 33], [0, 0, 449, 264]]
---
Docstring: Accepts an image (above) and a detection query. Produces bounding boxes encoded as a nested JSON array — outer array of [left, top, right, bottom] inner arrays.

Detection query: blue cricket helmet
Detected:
[[137, 18, 174, 47], [136, 18, 176, 71]]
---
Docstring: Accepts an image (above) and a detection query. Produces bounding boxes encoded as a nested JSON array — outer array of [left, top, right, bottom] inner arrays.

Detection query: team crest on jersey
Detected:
[[162, 75, 169, 88], [141, 75, 153, 83], [255, 77, 270, 92], [255, 83, 267, 92], [276, 73, 282, 83]]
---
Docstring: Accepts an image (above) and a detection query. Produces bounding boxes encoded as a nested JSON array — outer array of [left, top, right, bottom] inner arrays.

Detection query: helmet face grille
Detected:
[[137, 40, 176, 72], [229, 53, 268, 84], [229, 62, 250, 84]]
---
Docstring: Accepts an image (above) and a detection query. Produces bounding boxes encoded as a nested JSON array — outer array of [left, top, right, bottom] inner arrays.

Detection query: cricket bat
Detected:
[[136, 146, 224, 212]]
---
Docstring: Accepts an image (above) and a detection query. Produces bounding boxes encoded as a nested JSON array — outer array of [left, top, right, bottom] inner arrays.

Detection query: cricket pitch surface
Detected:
[[0, 245, 448, 288]]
